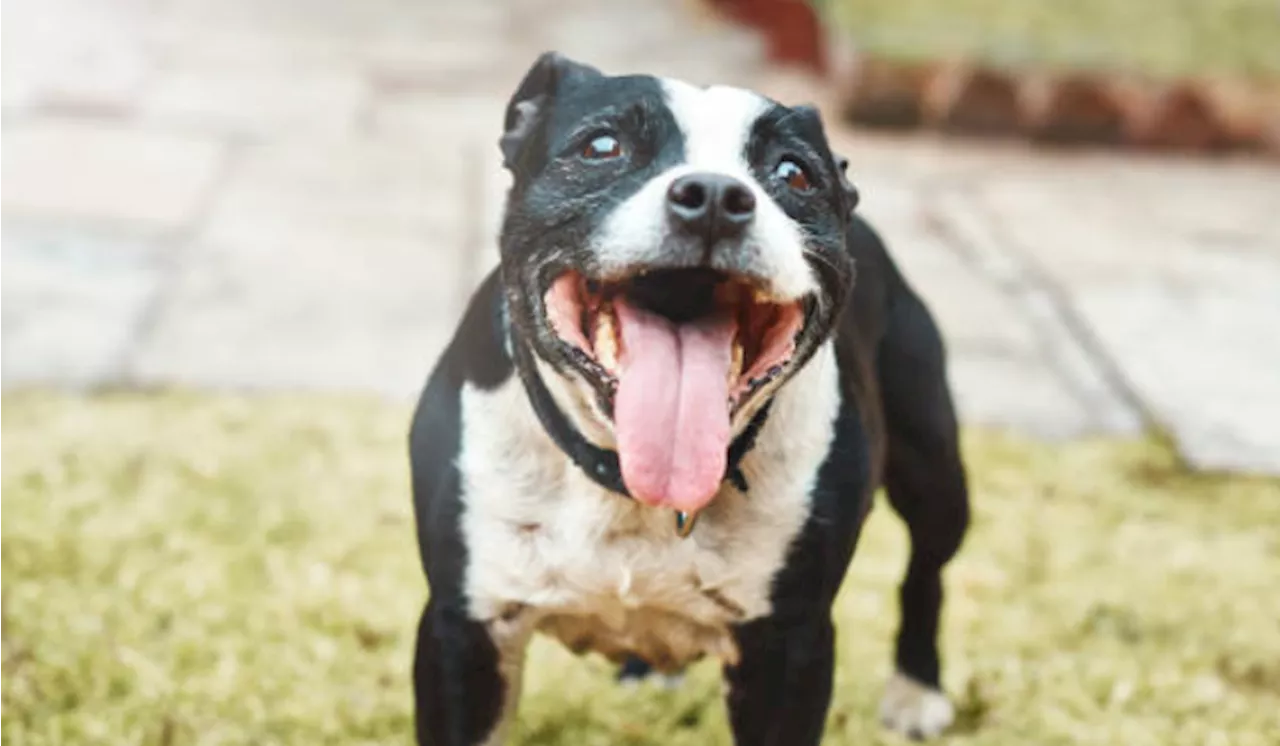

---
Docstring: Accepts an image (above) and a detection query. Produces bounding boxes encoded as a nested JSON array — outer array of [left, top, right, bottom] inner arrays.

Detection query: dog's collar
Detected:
[[502, 299, 770, 499]]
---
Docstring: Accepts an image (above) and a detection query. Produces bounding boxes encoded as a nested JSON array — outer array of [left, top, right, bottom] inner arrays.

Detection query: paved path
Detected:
[[4, 0, 1279, 474]]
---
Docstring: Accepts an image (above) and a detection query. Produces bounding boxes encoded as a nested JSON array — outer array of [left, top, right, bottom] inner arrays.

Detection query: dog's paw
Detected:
[[879, 670, 954, 740]]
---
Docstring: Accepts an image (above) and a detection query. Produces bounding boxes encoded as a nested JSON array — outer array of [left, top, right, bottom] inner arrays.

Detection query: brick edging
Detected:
[[699, 0, 1280, 156], [833, 54, 1280, 155], [704, 0, 826, 72]]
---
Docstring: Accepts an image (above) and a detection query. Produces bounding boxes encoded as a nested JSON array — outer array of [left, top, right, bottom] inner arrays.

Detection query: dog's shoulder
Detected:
[[408, 269, 511, 590], [409, 268, 511, 472], [761, 213, 900, 612], [837, 212, 897, 343]]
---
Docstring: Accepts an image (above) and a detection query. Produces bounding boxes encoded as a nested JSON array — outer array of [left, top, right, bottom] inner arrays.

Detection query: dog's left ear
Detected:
[[835, 155, 860, 213], [790, 104, 860, 214], [500, 52, 603, 172]]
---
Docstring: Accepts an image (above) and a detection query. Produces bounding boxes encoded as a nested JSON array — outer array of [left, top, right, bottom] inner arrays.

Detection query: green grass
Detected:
[[4, 392, 1280, 745], [822, 0, 1280, 78]]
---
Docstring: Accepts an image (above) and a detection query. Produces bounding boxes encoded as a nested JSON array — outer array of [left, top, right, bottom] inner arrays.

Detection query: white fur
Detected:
[[590, 80, 817, 300], [879, 670, 956, 739], [458, 342, 841, 733]]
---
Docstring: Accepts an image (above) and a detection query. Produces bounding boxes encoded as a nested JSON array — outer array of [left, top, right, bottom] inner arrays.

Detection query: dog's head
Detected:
[[497, 52, 857, 514]]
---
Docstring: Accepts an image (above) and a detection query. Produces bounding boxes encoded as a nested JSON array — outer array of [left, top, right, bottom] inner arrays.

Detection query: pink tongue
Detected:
[[614, 298, 737, 512]]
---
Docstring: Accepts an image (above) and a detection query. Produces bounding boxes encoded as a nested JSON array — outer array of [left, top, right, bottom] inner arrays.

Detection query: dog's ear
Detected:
[[835, 154, 860, 212], [500, 52, 603, 172]]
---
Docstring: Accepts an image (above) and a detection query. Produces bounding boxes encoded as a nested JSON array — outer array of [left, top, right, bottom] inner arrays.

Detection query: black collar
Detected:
[[505, 305, 771, 497]]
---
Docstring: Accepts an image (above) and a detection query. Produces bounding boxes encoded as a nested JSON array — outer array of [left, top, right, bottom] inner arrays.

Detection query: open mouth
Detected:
[[543, 267, 805, 512]]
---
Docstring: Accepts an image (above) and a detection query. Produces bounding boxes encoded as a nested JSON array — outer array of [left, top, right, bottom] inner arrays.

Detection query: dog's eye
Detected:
[[773, 158, 812, 192], [582, 134, 623, 160]]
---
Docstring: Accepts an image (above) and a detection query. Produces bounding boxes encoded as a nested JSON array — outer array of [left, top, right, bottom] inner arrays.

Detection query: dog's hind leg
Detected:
[[875, 284, 971, 739]]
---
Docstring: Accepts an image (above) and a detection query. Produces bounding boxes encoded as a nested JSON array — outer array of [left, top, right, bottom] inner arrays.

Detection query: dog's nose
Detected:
[[666, 172, 756, 242]]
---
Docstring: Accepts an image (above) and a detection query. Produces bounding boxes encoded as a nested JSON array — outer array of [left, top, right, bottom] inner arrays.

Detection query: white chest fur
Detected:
[[458, 343, 840, 669]]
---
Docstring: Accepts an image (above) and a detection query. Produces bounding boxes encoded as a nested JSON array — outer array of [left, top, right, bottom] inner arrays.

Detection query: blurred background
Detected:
[[3, 1, 1279, 744]]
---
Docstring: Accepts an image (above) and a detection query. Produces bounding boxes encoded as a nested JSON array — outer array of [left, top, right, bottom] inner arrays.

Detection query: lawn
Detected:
[[3, 392, 1279, 745], [823, 0, 1280, 78]]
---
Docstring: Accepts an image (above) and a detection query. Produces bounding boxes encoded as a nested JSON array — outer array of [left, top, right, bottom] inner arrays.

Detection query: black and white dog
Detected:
[[409, 52, 971, 745]]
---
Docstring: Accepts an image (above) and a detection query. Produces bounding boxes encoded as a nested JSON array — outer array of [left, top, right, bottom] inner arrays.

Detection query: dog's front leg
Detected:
[[724, 612, 836, 746], [413, 599, 525, 746]]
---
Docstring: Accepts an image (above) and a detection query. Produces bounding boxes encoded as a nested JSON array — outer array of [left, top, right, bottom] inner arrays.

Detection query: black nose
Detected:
[[666, 172, 756, 242]]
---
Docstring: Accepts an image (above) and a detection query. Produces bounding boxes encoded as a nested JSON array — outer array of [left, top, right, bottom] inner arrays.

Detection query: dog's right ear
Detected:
[[500, 52, 602, 172]]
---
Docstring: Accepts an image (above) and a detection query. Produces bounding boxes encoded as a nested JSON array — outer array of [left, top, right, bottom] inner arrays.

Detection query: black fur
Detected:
[[408, 272, 511, 744], [719, 218, 970, 745], [408, 53, 970, 745]]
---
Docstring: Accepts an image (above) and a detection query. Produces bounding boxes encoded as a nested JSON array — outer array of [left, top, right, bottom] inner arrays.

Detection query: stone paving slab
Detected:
[[199, 137, 471, 241], [525, 2, 764, 84], [2, 122, 225, 231], [847, 171, 1108, 437], [141, 64, 367, 141], [1072, 260, 1280, 473], [0, 0, 157, 113], [130, 136, 476, 397], [365, 95, 507, 142], [928, 187, 1148, 437], [970, 157, 1280, 470], [127, 230, 460, 397], [975, 157, 1280, 285], [2, 223, 166, 387], [824, 130, 1150, 438]]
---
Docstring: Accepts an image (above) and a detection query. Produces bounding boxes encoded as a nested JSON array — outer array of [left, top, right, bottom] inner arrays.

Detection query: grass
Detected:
[[3, 391, 1280, 745], [822, 0, 1280, 78]]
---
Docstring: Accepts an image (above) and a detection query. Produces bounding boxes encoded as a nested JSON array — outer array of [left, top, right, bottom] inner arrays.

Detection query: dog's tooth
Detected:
[[727, 341, 743, 387], [751, 286, 772, 305], [595, 305, 619, 370]]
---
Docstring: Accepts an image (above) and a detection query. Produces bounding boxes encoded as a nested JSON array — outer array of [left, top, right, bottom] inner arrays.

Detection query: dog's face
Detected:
[[498, 53, 857, 514]]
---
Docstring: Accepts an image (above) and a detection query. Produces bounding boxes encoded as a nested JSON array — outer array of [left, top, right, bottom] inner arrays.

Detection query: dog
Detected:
[[408, 52, 971, 745]]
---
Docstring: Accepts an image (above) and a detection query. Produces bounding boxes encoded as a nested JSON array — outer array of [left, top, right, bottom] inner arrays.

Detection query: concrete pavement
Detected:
[[4, 0, 1279, 473]]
